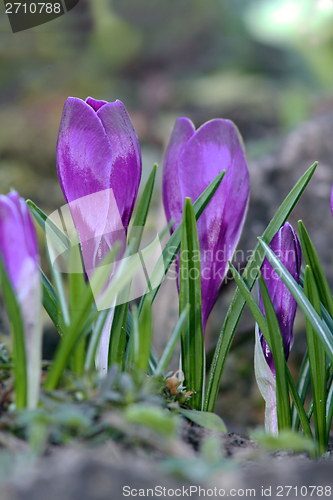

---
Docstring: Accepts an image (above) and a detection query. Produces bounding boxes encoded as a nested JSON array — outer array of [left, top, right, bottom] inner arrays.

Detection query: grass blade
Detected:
[[286, 369, 313, 442], [0, 257, 27, 408], [291, 352, 310, 431], [204, 162, 317, 412], [26, 199, 70, 259], [84, 309, 109, 372], [40, 268, 64, 335], [154, 305, 190, 378], [303, 265, 327, 454], [128, 164, 157, 251], [298, 221, 333, 318], [46, 245, 69, 328], [179, 199, 204, 410], [326, 376, 333, 442], [126, 305, 140, 370], [68, 242, 87, 376], [137, 300, 153, 373]]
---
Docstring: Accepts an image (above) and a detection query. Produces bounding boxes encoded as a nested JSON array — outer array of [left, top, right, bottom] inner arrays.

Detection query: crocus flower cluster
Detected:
[[162, 118, 250, 331], [0, 93, 307, 433], [0, 191, 42, 408]]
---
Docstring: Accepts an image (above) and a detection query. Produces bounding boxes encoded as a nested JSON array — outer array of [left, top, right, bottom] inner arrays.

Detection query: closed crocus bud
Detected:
[[259, 222, 301, 372], [255, 222, 301, 434], [56, 97, 142, 270], [162, 118, 250, 332], [56, 97, 142, 373], [0, 191, 42, 408]]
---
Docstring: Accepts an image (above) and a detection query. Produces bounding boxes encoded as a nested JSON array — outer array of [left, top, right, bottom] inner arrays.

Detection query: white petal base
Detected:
[[254, 324, 278, 436]]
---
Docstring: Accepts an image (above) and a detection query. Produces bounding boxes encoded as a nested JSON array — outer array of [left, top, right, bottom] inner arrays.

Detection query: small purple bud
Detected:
[[259, 222, 301, 374]]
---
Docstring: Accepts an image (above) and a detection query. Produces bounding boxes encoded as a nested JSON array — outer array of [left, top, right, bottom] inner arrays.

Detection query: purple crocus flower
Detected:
[[162, 118, 250, 331], [0, 191, 42, 408], [56, 97, 142, 373], [259, 222, 301, 374], [56, 97, 142, 271]]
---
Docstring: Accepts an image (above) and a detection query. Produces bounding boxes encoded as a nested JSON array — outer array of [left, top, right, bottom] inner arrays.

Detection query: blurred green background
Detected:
[[0, 0, 333, 431], [1, 0, 332, 203]]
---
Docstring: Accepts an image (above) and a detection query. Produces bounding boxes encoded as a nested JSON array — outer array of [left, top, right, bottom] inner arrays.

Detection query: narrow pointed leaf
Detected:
[[40, 268, 64, 335], [69, 241, 87, 375], [26, 199, 70, 259], [291, 352, 310, 431], [179, 198, 204, 410], [229, 263, 269, 336], [326, 376, 333, 442], [137, 300, 152, 373], [125, 305, 140, 370], [84, 309, 109, 372], [128, 164, 157, 250], [299, 220, 333, 318], [303, 265, 327, 453], [0, 257, 27, 408], [154, 305, 190, 378], [286, 368, 313, 442], [46, 245, 69, 328], [108, 303, 129, 370]]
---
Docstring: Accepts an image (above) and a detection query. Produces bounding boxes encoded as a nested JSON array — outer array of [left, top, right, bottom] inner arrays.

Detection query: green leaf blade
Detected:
[[0, 258, 27, 409], [179, 198, 204, 410], [154, 304, 190, 378], [298, 220, 333, 318], [137, 300, 153, 373], [303, 265, 327, 453]]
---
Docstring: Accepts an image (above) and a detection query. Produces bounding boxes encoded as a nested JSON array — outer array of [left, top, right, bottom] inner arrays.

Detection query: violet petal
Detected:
[[259, 222, 301, 374]]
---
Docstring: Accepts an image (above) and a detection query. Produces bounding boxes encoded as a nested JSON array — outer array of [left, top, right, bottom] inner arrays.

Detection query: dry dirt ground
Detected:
[[0, 428, 332, 500]]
